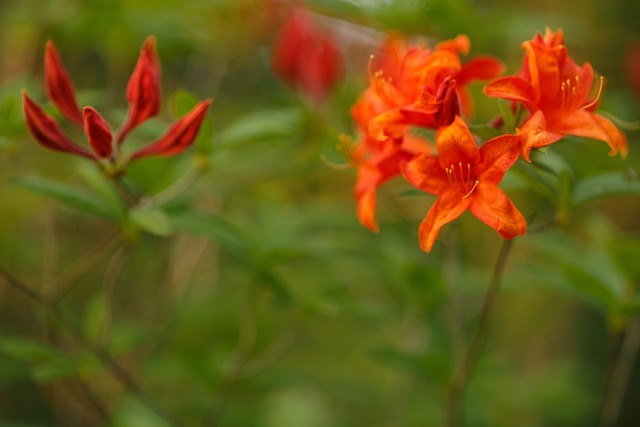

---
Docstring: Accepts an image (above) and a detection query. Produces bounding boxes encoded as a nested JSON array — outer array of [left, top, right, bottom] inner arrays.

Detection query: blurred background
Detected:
[[0, 0, 639, 426]]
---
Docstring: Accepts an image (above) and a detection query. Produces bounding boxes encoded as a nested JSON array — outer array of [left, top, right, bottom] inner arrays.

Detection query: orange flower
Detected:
[[401, 116, 526, 252], [484, 28, 627, 161], [348, 35, 503, 233], [354, 35, 504, 142], [23, 38, 211, 171], [353, 132, 434, 232]]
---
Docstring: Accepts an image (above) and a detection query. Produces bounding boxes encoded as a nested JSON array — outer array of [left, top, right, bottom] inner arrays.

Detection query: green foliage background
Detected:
[[0, 0, 639, 426]]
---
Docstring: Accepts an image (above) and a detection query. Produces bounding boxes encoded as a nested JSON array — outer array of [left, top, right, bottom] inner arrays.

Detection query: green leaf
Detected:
[[129, 206, 173, 237], [171, 89, 200, 117], [83, 293, 109, 343], [497, 98, 516, 131], [169, 211, 252, 253], [522, 231, 627, 316], [13, 176, 122, 221], [30, 358, 76, 383], [76, 164, 127, 221], [0, 336, 60, 362], [112, 399, 172, 427], [573, 172, 640, 207], [215, 108, 303, 148], [0, 335, 76, 383], [511, 161, 557, 202]]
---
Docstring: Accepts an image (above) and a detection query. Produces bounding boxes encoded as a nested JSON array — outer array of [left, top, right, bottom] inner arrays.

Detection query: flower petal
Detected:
[[355, 167, 381, 233], [435, 115, 479, 168], [83, 107, 113, 159], [401, 76, 460, 128], [518, 110, 563, 161], [522, 36, 562, 104], [355, 141, 427, 232], [370, 108, 408, 141], [477, 133, 522, 185], [116, 36, 161, 143], [483, 76, 536, 111], [130, 99, 212, 160], [400, 152, 449, 196], [22, 90, 92, 159], [44, 40, 83, 126], [468, 183, 527, 240], [418, 189, 470, 252], [552, 110, 628, 158], [436, 34, 470, 56], [456, 56, 505, 87]]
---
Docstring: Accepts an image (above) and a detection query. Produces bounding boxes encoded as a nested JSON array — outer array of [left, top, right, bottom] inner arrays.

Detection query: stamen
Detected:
[[321, 134, 358, 169], [367, 54, 375, 78], [581, 75, 605, 110], [445, 163, 479, 198], [462, 180, 480, 199]]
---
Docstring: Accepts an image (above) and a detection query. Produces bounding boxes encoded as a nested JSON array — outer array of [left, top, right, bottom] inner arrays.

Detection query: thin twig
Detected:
[[144, 163, 205, 208], [601, 317, 640, 427], [99, 245, 130, 345], [48, 232, 122, 302], [240, 311, 308, 379], [446, 238, 515, 427], [0, 265, 185, 427], [202, 286, 263, 427]]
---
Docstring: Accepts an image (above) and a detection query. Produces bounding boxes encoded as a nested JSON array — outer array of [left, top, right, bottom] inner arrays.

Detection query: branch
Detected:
[[0, 265, 185, 427], [446, 238, 514, 427], [601, 316, 640, 427]]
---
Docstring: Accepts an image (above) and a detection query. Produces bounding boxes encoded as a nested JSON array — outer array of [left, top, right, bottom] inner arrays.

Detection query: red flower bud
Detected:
[[44, 41, 84, 127], [22, 90, 92, 159], [272, 8, 343, 103], [116, 36, 161, 143], [131, 99, 212, 160], [83, 107, 113, 159], [433, 76, 460, 127]]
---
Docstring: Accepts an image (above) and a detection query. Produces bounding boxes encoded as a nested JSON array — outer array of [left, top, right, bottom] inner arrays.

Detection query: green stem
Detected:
[[446, 238, 514, 427], [145, 163, 205, 208], [601, 317, 640, 427], [0, 265, 185, 427]]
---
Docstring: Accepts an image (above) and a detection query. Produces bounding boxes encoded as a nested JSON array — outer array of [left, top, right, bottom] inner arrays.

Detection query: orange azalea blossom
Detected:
[[23, 37, 211, 175], [401, 116, 526, 252], [352, 35, 504, 142], [349, 35, 502, 232], [484, 28, 627, 161], [353, 132, 434, 232]]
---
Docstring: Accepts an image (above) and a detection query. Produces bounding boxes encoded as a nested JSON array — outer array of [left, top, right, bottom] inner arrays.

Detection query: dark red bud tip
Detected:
[[44, 40, 84, 127], [22, 90, 93, 159], [83, 107, 114, 159], [131, 99, 212, 160], [435, 76, 460, 127], [117, 35, 162, 144]]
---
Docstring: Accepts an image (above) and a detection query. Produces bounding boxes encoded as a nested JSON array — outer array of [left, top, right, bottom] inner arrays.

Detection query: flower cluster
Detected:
[[22, 37, 212, 178], [349, 29, 628, 252], [485, 28, 627, 161]]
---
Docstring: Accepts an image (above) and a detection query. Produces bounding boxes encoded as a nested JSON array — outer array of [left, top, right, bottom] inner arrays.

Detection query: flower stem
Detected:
[[601, 317, 640, 427], [446, 238, 514, 427]]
